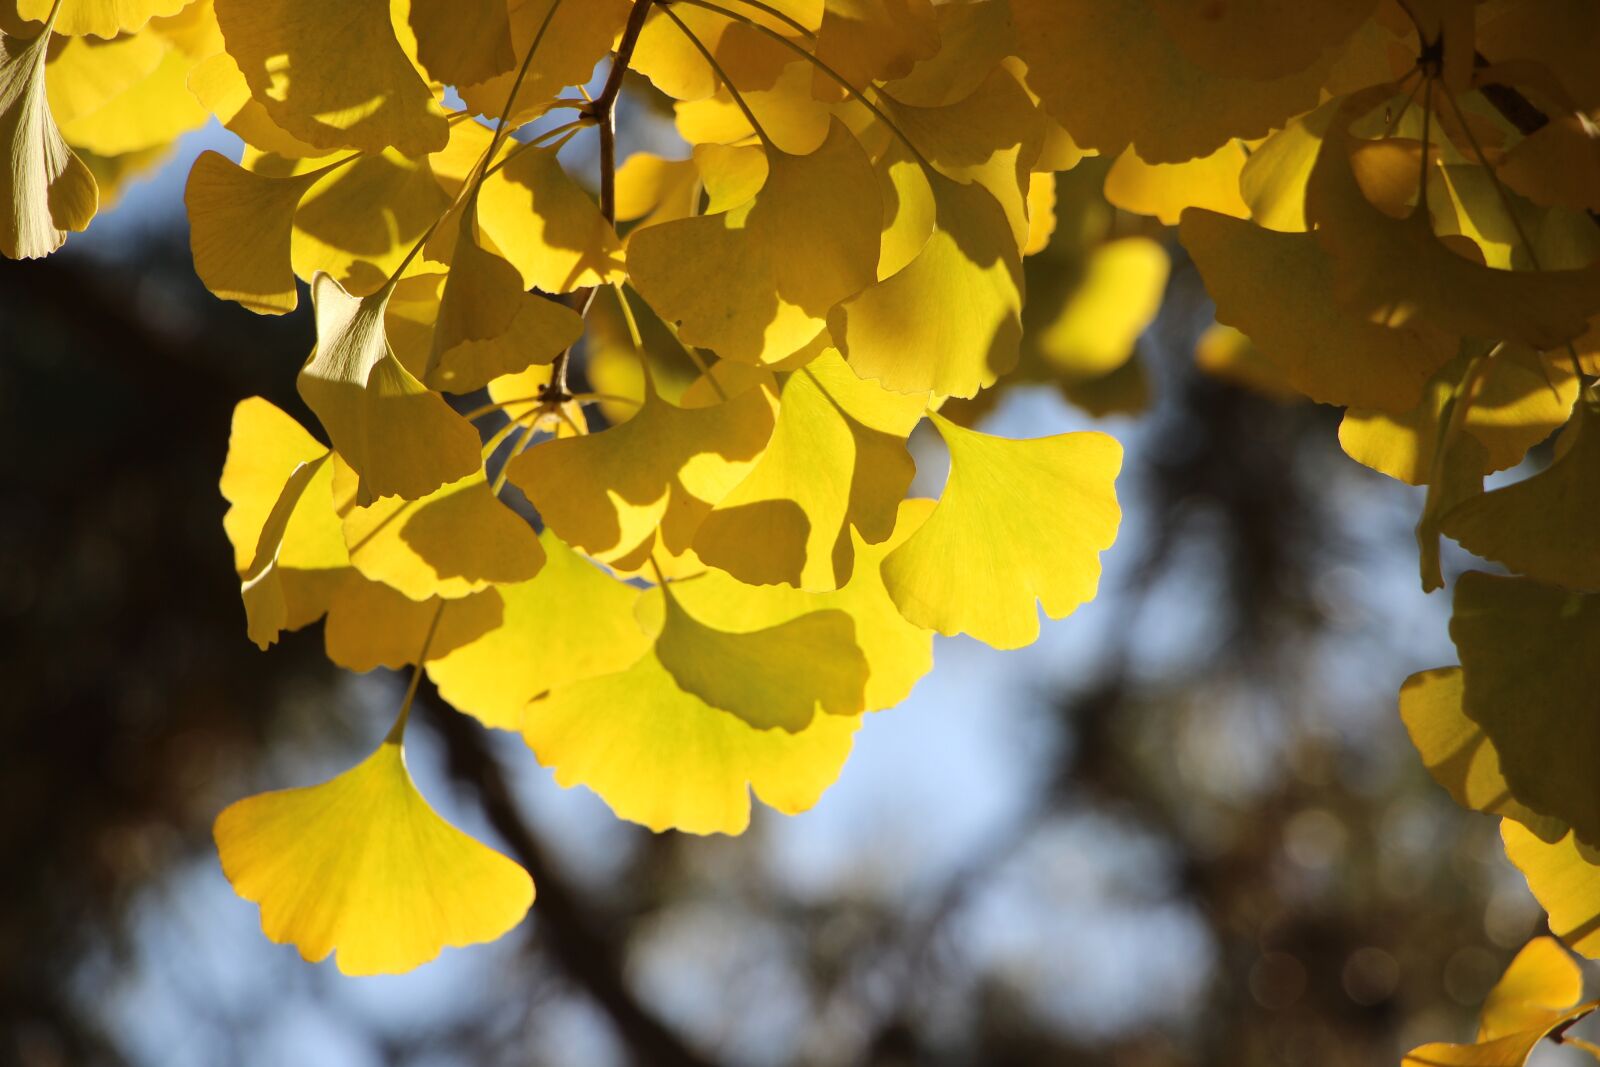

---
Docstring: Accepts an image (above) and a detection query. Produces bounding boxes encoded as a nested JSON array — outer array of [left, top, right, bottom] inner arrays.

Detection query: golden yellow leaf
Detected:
[[478, 143, 625, 294], [1036, 236, 1169, 380], [628, 122, 880, 364], [1503, 821, 1600, 960], [458, 0, 632, 123], [1452, 571, 1600, 846], [833, 170, 1022, 398], [322, 578, 502, 673], [1104, 143, 1249, 226], [1308, 85, 1600, 351], [882, 414, 1121, 650], [676, 498, 937, 714], [53, 31, 207, 155], [883, 0, 1015, 109], [1499, 114, 1600, 213], [509, 377, 775, 561], [654, 581, 868, 733], [1239, 97, 1341, 232], [214, 0, 447, 156], [524, 630, 859, 835], [428, 530, 655, 731], [613, 151, 700, 230], [1398, 667, 1566, 838], [694, 350, 924, 590], [813, 0, 937, 92], [298, 273, 483, 505], [1403, 932, 1595, 1066], [0, 24, 98, 259], [1149, 0, 1374, 81], [187, 50, 324, 158], [1011, 0, 1328, 164], [214, 740, 533, 975], [407, 0, 513, 88], [1182, 207, 1457, 411], [1442, 406, 1600, 591]]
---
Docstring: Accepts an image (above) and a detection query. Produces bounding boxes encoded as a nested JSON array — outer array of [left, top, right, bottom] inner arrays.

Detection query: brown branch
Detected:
[[423, 694, 725, 1067]]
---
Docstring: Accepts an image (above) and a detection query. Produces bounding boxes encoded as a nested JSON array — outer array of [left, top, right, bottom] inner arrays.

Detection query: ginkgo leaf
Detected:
[[298, 273, 482, 506], [1182, 207, 1456, 412], [407, 0, 514, 88], [339, 462, 545, 603], [1503, 821, 1600, 960], [614, 151, 700, 229], [185, 150, 331, 313], [187, 50, 325, 159], [832, 170, 1022, 398], [214, 0, 447, 156], [1011, 0, 1328, 164], [322, 578, 503, 673], [1339, 345, 1579, 484], [671, 22, 832, 157], [1239, 98, 1342, 233], [872, 136, 937, 280], [457, 0, 632, 123], [426, 196, 582, 393], [508, 378, 775, 562], [813, 0, 938, 92], [17, 0, 191, 38], [675, 498, 937, 714], [627, 122, 880, 365], [1452, 572, 1600, 846], [1403, 933, 1597, 1066], [694, 350, 924, 590], [654, 583, 868, 733], [220, 398, 348, 649], [428, 530, 655, 731], [882, 413, 1121, 650], [478, 143, 625, 294], [883, 0, 1015, 109], [214, 740, 533, 976], [0, 24, 98, 259], [1103, 143, 1249, 227], [1398, 667, 1566, 838], [1308, 85, 1600, 351], [1035, 236, 1169, 380], [1442, 405, 1600, 590], [52, 31, 207, 155], [524, 637, 860, 836]]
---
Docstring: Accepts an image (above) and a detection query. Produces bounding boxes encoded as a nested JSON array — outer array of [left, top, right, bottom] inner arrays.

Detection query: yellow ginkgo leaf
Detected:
[[18, 0, 191, 38], [628, 122, 880, 365], [882, 413, 1121, 650], [428, 529, 654, 731], [214, 740, 533, 976], [322, 578, 502, 673], [1398, 667, 1566, 839], [1503, 821, 1600, 960], [872, 136, 937, 280], [187, 50, 325, 159], [508, 378, 775, 562], [671, 22, 831, 157], [614, 151, 700, 230], [0, 24, 98, 259], [1104, 143, 1250, 226], [1239, 97, 1341, 233], [832, 170, 1022, 398], [1339, 345, 1579, 484], [654, 582, 868, 733], [1402, 933, 1596, 1067], [1010, 0, 1328, 164], [887, 64, 1044, 251], [220, 398, 348, 649], [1442, 406, 1600, 592], [53, 32, 207, 155], [339, 462, 545, 603], [184, 150, 332, 313], [214, 0, 447, 156], [478, 143, 625, 294], [1035, 236, 1169, 380], [883, 0, 1015, 109], [524, 637, 860, 835], [1182, 207, 1456, 412], [694, 350, 924, 590], [298, 273, 482, 506], [1308, 85, 1600, 351], [813, 0, 937, 92], [1452, 571, 1600, 847], [43, 26, 166, 125], [676, 498, 937, 714], [1022, 171, 1055, 257], [407, 0, 513, 88], [457, 0, 632, 123]]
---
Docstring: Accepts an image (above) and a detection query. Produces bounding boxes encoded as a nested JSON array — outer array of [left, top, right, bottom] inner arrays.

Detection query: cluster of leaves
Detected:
[[4, 0, 1598, 1016]]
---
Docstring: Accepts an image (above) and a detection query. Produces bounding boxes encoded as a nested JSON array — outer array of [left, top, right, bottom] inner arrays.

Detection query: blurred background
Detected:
[[1, 104, 1590, 1067]]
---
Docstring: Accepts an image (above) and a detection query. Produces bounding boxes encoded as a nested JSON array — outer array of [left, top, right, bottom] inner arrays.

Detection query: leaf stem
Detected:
[[385, 601, 446, 743]]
